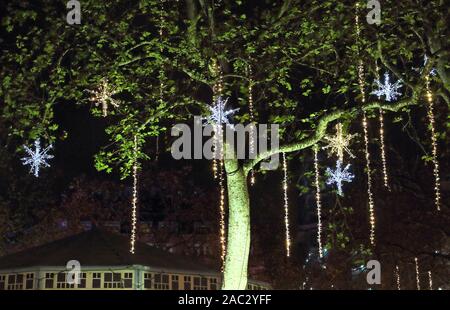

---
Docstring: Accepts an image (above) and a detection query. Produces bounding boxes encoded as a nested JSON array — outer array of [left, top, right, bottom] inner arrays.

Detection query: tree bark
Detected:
[[222, 155, 251, 290]]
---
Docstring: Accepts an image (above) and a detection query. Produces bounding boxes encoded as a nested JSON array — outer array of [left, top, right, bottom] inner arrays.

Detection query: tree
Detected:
[[1, 0, 448, 289]]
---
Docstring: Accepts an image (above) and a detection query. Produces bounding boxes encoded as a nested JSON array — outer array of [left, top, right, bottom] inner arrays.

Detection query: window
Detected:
[[144, 273, 152, 289], [92, 272, 101, 288], [56, 272, 75, 289], [25, 273, 34, 289], [209, 278, 218, 290], [171, 275, 179, 290], [0, 275, 5, 290], [78, 273, 87, 288], [153, 273, 169, 290], [45, 273, 55, 289], [184, 276, 191, 290], [7, 274, 24, 290], [104, 272, 122, 288], [123, 273, 133, 288], [193, 277, 208, 290]]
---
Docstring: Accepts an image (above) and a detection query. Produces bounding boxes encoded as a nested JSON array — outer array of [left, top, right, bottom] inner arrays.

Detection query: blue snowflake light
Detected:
[[371, 72, 403, 102], [423, 55, 437, 76], [21, 139, 54, 177], [326, 160, 354, 196], [203, 97, 239, 127]]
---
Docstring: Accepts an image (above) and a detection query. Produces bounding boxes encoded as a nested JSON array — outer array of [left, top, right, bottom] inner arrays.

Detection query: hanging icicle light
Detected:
[[314, 147, 323, 258], [395, 265, 401, 290], [130, 135, 139, 254], [159, 0, 165, 105], [425, 75, 441, 211], [375, 65, 390, 190], [415, 257, 421, 290], [248, 65, 256, 185], [355, 5, 376, 246], [428, 271, 433, 290], [282, 152, 291, 257]]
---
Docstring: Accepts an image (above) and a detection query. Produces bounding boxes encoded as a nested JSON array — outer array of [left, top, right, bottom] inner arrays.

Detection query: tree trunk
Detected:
[[222, 157, 250, 290]]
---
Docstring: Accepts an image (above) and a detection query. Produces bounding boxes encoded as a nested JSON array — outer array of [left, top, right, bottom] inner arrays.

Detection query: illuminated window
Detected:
[[45, 273, 55, 289], [78, 273, 87, 288]]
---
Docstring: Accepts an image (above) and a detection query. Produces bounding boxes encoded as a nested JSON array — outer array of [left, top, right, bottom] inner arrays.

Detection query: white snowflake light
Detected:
[[371, 72, 403, 102], [326, 160, 354, 196], [323, 123, 356, 161], [87, 78, 121, 117], [424, 55, 437, 76], [203, 97, 239, 127], [21, 139, 54, 177]]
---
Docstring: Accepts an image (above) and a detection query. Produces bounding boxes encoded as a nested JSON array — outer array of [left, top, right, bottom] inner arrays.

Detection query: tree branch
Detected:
[[243, 95, 420, 175]]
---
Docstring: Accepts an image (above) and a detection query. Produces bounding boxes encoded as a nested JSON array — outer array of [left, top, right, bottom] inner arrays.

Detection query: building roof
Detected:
[[0, 227, 217, 273]]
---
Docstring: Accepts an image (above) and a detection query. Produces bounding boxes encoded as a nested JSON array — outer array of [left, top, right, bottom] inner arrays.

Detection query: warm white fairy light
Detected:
[[282, 153, 291, 257], [248, 65, 256, 185], [428, 271, 433, 290], [395, 265, 401, 290], [313, 147, 323, 258], [375, 65, 390, 189], [130, 135, 139, 254], [323, 123, 356, 161], [425, 75, 441, 211], [356, 6, 376, 246], [159, 0, 165, 105], [415, 257, 421, 290], [87, 78, 121, 117]]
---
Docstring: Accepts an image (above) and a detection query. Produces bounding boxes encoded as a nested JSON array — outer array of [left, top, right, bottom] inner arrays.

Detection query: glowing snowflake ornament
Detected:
[[326, 160, 354, 196], [423, 55, 437, 76], [21, 139, 54, 177], [87, 78, 121, 117], [371, 72, 403, 102], [323, 123, 356, 161], [203, 97, 239, 127]]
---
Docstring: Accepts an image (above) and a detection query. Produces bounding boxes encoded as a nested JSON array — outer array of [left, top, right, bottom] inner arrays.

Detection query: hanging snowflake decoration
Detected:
[[21, 139, 54, 177], [87, 78, 121, 117], [423, 55, 437, 76], [371, 72, 403, 102], [326, 160, 354, 196], [203, 96, 239, 127], [323, 123, 356, 161]]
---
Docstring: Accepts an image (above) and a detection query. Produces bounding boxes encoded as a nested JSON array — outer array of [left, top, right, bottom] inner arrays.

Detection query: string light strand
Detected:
[[425, 75, 441, 211], [130, 135, 139, 254], [395, 265, 401, 290], [314, 147, 323, 258], [415, 257, 421, 290], [282, 152, 291, 257], [356, 4, 376, 246]]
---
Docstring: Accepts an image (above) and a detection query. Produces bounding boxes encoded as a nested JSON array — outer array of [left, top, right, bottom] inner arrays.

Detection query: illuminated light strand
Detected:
[[415, 257, 421, 290], [282, 153, 291, 257], [428, 271, 433, 290], [375, 64, 390, 190], [248, 65, 256, 185], [425, 75, 441, 211], [130, 135, 139, 254], [356, 6, 376, 246], [159, 0, 165, 105], [313, 147, 323, 258], [212, 59, 227, 270], [395, 265, 401, 290]]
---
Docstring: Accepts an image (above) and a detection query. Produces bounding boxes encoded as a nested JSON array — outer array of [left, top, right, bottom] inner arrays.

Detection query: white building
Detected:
[[0, 228, 269, 290]]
